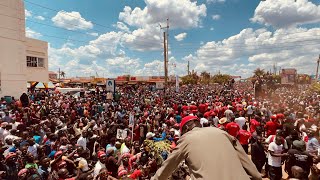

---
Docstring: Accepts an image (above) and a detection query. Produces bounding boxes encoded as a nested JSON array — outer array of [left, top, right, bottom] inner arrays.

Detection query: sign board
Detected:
[[175, 75, 179, 92], [116, 129, 127, 140], [129, 113, 134, 127], [281, 69, 297, 85], [106, 80, 115, 92], [155, 82, 164, 90]]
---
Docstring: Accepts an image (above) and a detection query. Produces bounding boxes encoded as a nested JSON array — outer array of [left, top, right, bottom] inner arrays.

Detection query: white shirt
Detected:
[[77, 136, 87, 150], [268, 142, 283, 167], [235, 117, 246, 129], [1, 129, 9, 142], [28, 144, 39, 158], [247, 105, 254, 115], [12, 122, 21, 130], [93, 160, 106, 178], [200, 118, 208, 127]]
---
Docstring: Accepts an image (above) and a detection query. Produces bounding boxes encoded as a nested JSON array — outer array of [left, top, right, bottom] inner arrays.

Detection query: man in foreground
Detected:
[[151, 116, 262, 180]]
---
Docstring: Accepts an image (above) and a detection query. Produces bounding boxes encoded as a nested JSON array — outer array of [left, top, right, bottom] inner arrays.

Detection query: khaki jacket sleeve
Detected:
[[228, 133, 262, 180], [151, 136, 188, 180]]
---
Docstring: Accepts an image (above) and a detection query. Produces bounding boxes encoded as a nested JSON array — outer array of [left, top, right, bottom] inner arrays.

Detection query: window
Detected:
[[26, 56, 45, 68], [38, 58, 44, 67]]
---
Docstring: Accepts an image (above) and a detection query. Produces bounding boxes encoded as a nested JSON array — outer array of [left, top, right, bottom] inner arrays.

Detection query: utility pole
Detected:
[[161, 19, 169, 95], [316, 54, 320, 82], [163, 31, 167, 93], [187, 60, 190, 75], [58, 68, 61, 83]]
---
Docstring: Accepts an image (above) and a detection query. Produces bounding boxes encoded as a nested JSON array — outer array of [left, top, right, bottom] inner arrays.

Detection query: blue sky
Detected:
[[24, 0, 320, 78]]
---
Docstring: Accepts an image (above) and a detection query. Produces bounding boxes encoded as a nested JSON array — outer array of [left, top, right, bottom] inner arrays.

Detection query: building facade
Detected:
[[49, 71, 58, 80], [0, 0, 48, 98]]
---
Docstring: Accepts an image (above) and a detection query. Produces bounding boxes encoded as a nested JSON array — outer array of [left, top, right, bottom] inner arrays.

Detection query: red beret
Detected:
[[180, 116, 199, 132]]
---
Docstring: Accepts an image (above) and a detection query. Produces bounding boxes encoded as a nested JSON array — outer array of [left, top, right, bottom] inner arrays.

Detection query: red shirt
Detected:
[[189, 105, 198, 111], [182, 105, 189, 111], [129, 170, 142, 179], [226, 122, 240, 137], [204, 111, 211, 118], [249, 119, 260, 133], [237, 130, 251, 145], [198, 104, 207, 114], [264, 121, 280, 137]]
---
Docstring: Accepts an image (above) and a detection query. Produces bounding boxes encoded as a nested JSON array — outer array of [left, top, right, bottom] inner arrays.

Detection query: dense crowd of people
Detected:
[[0, 81, 319, 180]]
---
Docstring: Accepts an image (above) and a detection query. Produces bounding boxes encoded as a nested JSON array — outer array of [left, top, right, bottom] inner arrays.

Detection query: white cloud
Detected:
[[136, 57, 186, 76], [210, 27, 214, 31], [212, 14, 221, 20], [25, 9, 32, 18], [175, 33, 187, 41], [119, 0, 207, 29], [251, 0, 320, 28], [113, 22, 130, 32], [187, 27, 320, 77], [87, 32, 99, 37], [52, 11, 93, 30], [122, 26, 162, 51], [25, 27, 42, 38], [35, 16, 45, 21], [207, 0, 225, 4], [106, 56, 141, 75]]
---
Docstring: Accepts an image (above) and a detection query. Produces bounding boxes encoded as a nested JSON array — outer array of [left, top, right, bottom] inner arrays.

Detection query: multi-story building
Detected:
[[0, 0, 48, 98]]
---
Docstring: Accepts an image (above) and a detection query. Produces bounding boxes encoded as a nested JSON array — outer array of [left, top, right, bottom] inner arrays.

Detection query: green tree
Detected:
[[200, 71, 211, 84], [310, 83, 320, 93], [181, 72, 199, 85], [60, 71, 66, 78], [253, 68, 266, 77], [211, 74, 231, 84]]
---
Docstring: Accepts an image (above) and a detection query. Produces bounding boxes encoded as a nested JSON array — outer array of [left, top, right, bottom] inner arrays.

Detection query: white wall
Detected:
[[26, 38, 49, 83], [0, 0, 27, 98]]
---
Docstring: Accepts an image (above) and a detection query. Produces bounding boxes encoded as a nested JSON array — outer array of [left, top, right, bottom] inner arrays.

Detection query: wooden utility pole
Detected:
[[316, 55, 320, 82], [161, 19, 169, 94], [166, 19, 169, 83], [163, 32, 167, 92], [58, 68, 61, 83], [187, 60, 190, 75]]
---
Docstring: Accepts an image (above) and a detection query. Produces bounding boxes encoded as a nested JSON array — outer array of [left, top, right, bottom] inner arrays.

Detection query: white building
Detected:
[[0, 0, 48, 99]]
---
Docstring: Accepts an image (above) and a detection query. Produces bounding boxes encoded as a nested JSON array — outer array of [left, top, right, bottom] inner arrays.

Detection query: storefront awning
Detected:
[[44, 82, 55, 89], [35, 82, 46, 89]]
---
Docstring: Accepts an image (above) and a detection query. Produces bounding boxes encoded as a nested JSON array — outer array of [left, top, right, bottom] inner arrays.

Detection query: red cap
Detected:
[[180, 116, 199, 132], [54, 151, 63, 159], [5, 152, 17, 161], [271, 115, 277, 120], [97, 151, 106, 158]]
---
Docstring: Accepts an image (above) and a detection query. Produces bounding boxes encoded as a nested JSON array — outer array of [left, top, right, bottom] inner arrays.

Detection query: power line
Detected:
[[2, 2, 320, 50], [2, 22, 320, 57], [24, 0, 114, 31], [0, 12, 162, 47], [2, 2, 320, 57]]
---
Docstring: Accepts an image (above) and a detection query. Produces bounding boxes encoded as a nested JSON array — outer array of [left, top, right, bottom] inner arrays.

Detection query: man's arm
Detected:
[[151, 136, 187, 180]]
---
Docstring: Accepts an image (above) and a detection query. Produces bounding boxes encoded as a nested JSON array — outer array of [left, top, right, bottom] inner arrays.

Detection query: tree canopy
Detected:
[[180, 71, 231, 85]]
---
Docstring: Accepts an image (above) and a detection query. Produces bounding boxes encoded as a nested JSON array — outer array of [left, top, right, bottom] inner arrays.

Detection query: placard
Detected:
[[129, 113, 134, 127], [116, 129, 127, 140], [106, 80, 115, 92], [155, 82, 164, 90]]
